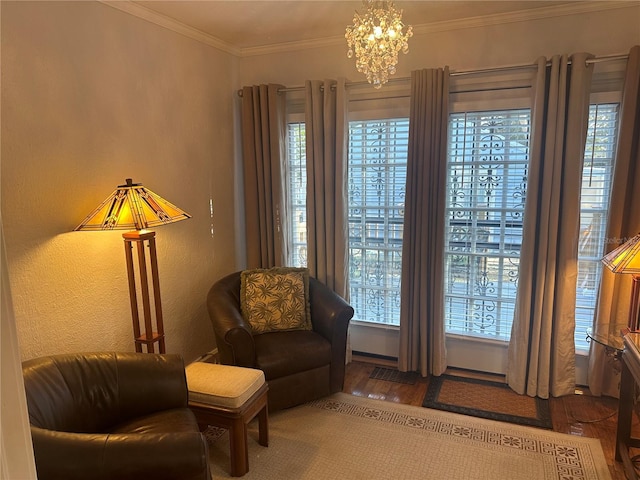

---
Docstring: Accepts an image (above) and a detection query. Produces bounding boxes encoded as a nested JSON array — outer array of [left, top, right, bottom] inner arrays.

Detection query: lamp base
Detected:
[[124, 230, 166, 354]]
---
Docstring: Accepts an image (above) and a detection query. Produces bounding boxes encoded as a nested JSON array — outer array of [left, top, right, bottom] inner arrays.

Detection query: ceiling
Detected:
[[131, 1, 578, 50]]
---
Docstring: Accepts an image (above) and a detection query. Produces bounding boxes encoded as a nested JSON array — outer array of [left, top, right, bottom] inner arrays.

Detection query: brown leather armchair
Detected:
[[22, 352, 211, 480], [207, 271, 354, 411]]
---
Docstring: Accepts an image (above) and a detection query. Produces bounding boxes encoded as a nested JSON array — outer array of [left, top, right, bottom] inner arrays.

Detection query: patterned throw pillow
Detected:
[[240, 267, 312, 334]]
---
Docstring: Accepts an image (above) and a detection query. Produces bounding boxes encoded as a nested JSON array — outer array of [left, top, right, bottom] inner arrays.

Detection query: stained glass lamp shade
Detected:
[[75, 178, 191, 232], [602, 232, 640, 330]]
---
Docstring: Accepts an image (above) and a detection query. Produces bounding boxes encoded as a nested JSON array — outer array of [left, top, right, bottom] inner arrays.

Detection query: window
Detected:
[[348, 119, 409, 325], [287, 118, 409, 326], [575, 103, 619, 351], [444, 110, 531, 341], [287, 122, 308, 268], [285, 103, 619, 350]]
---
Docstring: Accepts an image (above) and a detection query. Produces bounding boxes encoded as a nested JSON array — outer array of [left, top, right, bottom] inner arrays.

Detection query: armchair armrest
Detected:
[[309, 278, 354, 393], [116, 353, 190, 415], [309, 278, 354, 343], [23, 352, 191, 431], [104, 432, 210, 480], [207, 273, 256, 367], [31, 428, 210, 480]]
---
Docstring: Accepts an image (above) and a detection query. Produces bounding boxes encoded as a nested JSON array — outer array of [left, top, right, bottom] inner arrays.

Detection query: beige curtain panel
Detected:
[[588, 45, 640, 398], [240, 84, 288, 268], [398, 68, 449, 378], [507, 53, 594, 399], [304, 79, 349, 299]]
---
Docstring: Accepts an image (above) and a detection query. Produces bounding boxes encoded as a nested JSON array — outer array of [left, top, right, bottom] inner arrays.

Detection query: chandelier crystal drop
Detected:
[[345, 0, 413, 89]]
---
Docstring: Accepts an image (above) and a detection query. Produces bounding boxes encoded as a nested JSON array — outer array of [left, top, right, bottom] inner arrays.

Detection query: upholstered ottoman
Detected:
[[185, 362, 269, 477]]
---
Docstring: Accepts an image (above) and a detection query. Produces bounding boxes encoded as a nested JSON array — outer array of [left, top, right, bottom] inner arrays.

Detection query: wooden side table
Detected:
[[616, 331, 640, 480]]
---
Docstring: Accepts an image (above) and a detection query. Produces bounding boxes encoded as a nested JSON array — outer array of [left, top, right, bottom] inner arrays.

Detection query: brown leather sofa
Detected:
[[22, 352, 211, 480], [207, 271, 354, 411]]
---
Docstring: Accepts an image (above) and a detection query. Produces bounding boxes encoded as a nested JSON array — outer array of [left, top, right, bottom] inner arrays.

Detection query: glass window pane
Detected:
[[347, 119, 409, 326], [445, 110, 530, 342], [576, 103, 618, 351], [287, 122, 308, 267]]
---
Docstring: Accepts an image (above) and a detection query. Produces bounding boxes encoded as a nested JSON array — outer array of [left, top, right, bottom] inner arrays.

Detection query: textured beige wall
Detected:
[[238, 4, 640, 87], [1, 1, 239, 362]]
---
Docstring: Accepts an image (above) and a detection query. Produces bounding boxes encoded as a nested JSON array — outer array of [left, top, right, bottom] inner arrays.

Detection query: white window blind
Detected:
[[348, 119, 409, 325], [575, 103, 619, 351], [287, 122, 308, 267], [444, 109, 531, 341]]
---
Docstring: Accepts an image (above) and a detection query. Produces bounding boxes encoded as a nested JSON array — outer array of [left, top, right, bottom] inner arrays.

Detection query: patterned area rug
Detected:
[[205, 392, 610, 479], [423, 374, 553, 429]]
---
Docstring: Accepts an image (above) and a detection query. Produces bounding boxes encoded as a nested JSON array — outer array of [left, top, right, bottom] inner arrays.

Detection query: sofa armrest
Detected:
[[31, 427, 210, 480]]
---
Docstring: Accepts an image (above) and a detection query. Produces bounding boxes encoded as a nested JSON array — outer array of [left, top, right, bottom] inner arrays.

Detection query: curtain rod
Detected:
[[348, 84, 534, 103], [236, 52, 629, 97]]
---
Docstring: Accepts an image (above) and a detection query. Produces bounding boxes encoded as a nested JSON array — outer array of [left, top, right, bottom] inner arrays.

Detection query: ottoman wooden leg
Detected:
[[229, 418, 249, 477], [258, 404, 269, 447]]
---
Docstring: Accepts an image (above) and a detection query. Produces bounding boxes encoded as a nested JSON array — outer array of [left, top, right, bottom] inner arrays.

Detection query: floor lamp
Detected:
[[75, 179, 191, 353], [602, 232, 640, 331]]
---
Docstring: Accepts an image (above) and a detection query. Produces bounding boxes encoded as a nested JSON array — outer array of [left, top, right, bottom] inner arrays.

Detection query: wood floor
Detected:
[[343, 357, 628, 479]]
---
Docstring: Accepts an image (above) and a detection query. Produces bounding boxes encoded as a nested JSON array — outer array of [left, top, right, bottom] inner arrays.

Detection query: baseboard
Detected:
[[445, 366, 506, 384], [351, 354, 507, 383], [352, 351, 398, 367], [194, 348, 220, 364]]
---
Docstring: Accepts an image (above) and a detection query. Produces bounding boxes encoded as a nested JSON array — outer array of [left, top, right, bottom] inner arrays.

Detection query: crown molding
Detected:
[[98, 1, 240, 56], [241, 1, 637, 57], [100, 1, 635, 58], [411, 0, 637, 36]]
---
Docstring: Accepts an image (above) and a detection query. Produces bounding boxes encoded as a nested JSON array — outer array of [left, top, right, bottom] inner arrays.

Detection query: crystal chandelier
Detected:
[[345, 1, 413, 89]]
